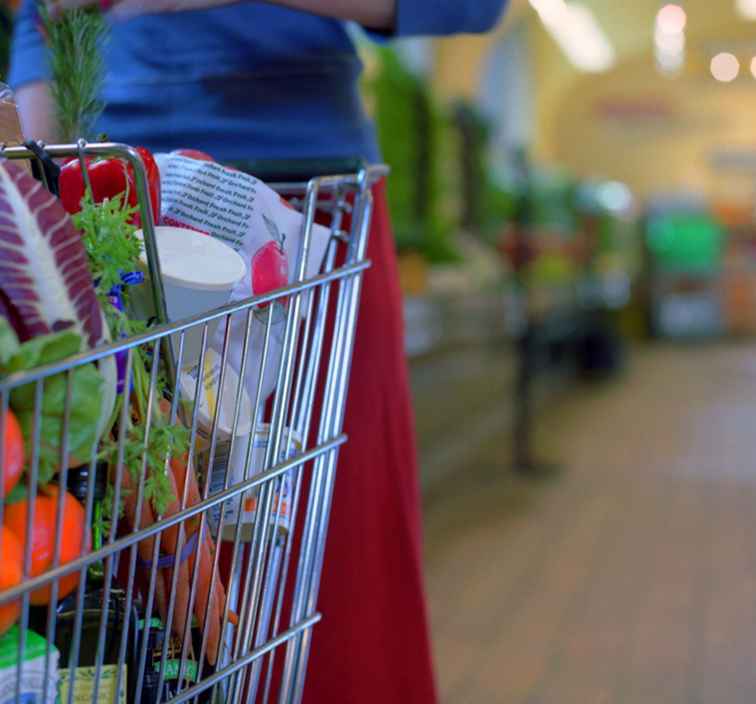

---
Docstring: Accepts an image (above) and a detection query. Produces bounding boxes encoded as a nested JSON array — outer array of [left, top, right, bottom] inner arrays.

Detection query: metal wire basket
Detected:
[[0, 141, 386, 703]]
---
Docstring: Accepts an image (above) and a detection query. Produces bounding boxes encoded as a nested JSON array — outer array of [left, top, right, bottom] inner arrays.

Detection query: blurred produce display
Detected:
[[498, 167, 582, 307], [715, 203, 756, 336], [361, 43, 643, 372], [647, 212, 723, 275], [451, 100, 515, 242], [644, 201, 725, 339], [575, 181, 641, 306], [366, 46, 458, 264], [363, 47, 640, 311]]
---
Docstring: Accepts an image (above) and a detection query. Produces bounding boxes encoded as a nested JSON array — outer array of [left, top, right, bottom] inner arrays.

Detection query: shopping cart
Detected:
[[0, 141, 386, 703]]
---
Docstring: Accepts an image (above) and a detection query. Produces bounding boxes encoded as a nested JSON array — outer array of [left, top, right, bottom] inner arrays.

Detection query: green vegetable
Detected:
[[0, 319, 104, 486], [0, 316, 19, 364], [74, 194, 185, 515], [97, 370, 187, 516], [73, 192, 141, 303], [118, 423, 188, 515], [0, 191, 187, 511]]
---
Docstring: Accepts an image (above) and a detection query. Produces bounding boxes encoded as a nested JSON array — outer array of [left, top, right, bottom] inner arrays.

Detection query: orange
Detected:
[[0, 527, 23, 636], [5, 487, 88, 605]]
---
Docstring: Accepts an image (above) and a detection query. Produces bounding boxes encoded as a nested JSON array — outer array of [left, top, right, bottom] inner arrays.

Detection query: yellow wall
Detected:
[[431, 0, 529, 102], [430, 1, 756, 205], [549, 58, 756, 203], [429, 6, 579, 164], [530, 21, 580, 163], [433, 35, 499, 101], [520, 2, 756, 204]]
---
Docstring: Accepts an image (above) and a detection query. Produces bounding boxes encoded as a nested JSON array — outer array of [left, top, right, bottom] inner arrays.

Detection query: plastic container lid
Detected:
[[137, 226, 246, 292]]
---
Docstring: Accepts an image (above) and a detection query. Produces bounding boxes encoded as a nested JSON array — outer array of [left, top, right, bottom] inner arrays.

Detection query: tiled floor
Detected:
[[423, 343, 756, 703]]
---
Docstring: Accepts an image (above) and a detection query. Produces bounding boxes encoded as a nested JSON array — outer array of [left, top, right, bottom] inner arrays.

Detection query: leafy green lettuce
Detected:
[[0, 318, 104, 486]]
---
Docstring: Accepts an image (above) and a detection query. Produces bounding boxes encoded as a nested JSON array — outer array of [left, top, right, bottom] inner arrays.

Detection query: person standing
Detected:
[[10, 1, 508, 701]]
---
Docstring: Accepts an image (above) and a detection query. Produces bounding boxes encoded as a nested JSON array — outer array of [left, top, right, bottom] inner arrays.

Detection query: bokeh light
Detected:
[[736, 0, 756, 20], [710, 52, 740, 82], [656, 4, 687, 34]]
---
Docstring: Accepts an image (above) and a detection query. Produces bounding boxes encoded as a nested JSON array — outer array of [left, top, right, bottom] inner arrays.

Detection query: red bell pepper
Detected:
[[59, 147, 161, 227]]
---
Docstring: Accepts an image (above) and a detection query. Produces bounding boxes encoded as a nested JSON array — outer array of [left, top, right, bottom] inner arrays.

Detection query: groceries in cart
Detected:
[[153, 150, 331, 406], [0, 139, 331, 702]]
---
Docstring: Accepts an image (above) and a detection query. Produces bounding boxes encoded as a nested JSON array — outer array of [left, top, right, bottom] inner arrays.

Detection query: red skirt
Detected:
[[301, 181, 438, 703]]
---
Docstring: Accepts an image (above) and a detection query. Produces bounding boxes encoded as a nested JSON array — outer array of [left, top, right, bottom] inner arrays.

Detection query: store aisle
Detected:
[[424, 343, 756, 704]]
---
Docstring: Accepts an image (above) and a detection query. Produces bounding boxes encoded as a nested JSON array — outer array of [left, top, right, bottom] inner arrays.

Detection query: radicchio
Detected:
[[0, 161, 105, 347], [0, 160, 116, 436]]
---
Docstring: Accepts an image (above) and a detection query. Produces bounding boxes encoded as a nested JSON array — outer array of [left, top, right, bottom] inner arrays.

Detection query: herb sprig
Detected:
[[74, 192, 142, 301], [39, 3, 107, 141]]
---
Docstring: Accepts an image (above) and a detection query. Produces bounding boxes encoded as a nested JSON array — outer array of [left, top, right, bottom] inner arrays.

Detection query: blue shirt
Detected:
[[9, 1, 506, 162]]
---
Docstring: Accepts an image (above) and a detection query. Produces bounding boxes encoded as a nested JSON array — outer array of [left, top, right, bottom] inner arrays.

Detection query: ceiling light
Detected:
[[530, 0, 616, 72], [711, 52, 740, 81], [599, 182, 634, 213], [530, 0, 568, 25], [654, 5, 686, 76], [736, 0, 756, 20], [656, 4, 687, 34]]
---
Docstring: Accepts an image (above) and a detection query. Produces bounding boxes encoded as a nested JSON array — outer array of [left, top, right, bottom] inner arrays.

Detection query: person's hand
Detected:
[[45, 0, 392, 24], [43, 0, 91, 16], [44, 0, 235, 21]]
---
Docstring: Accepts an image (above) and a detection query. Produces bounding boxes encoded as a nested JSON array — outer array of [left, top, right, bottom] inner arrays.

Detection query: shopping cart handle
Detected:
[[229, 157, 367, 183]]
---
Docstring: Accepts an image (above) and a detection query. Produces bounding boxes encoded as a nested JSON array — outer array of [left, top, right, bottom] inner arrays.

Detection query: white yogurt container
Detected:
[[135, 226, 247, 365]]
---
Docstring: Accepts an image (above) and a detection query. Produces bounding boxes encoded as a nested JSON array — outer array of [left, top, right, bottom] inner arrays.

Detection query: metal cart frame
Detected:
[[0, 141, 386, 703]]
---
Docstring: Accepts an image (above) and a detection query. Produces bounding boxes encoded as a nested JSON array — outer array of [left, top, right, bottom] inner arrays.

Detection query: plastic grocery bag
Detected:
[[155, 153, 332, 419]]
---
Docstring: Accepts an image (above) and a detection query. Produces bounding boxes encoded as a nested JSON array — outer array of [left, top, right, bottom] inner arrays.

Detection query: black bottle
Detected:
[[133, 615, 212, 704], [46, 462, 137, 703]]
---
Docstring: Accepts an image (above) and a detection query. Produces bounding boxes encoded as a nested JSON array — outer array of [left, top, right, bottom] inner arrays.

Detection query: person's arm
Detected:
[[263, 0, 395, 31], [15, 81, 57, 142], [49, 0, 505, 35], [266, 0, 507, 34], [8, 0, 58, 141], [46, 0, 395, 28], [387, 0, 507, 36]]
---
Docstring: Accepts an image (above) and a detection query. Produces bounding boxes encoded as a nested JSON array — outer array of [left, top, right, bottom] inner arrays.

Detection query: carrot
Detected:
[[158, 466, 193, 646], [170, 456, 202, 534], [119, 465, 168, 619], [171, 455, 228, 665], [188, 532, 224, 665], [118, 444, 235, 666]]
